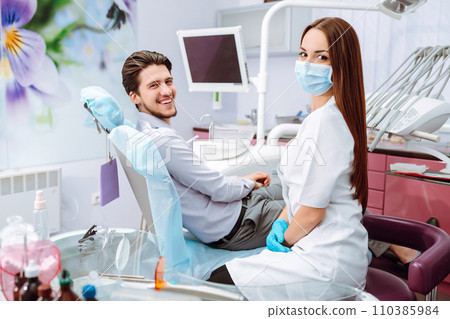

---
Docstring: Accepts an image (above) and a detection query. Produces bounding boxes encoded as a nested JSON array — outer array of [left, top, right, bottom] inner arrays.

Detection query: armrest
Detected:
[[363, 214, 450, 295]]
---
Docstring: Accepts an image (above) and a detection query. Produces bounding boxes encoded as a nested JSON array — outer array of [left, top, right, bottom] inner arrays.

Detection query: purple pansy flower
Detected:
[[1, 0, 61, 123]]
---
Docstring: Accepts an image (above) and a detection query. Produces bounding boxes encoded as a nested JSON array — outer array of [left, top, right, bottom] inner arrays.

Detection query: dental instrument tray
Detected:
[[366, 45, 450, 173], [366, 46, 450, 147]]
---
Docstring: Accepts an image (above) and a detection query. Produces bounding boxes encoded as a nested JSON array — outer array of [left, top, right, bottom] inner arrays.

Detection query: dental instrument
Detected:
[[367, 46, 449, 133], [365, 45, 450, 172]]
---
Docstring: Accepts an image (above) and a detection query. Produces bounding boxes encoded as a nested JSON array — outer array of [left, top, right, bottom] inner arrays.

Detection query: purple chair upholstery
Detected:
[[369, 254, 408, 280], [363, 214, 450, 300], [366, 267, 416, 301]]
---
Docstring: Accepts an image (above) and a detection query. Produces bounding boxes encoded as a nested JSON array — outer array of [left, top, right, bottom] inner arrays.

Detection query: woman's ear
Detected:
[[129, 91, 140, 105]]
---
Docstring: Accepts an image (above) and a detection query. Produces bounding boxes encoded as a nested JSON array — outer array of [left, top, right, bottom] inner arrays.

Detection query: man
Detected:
[[121, 50, 284, 250]]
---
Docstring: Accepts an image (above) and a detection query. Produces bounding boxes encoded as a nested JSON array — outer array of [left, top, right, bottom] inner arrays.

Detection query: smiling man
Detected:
[[121, 50, 285, 250], [131, 63, 177, 122], [122, 51, 177, 124]]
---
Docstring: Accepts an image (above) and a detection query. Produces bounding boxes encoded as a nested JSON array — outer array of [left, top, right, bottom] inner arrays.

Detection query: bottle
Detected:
[[13, 272, 27, 301], [0, 216, 38, 301], [20, 260, 42, 301], [82, 285, 97, 301], [33, 190, 49, 240], [56, 270, 79, 301], [37, 284, 53, 301]]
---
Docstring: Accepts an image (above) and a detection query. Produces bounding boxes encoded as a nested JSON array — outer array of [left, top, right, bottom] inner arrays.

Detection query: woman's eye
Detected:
[[299, 52, 307, 58], [317, 55, 328, 61]]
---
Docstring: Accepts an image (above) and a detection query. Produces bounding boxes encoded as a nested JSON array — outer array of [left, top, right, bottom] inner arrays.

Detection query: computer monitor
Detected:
[[177, 26, 250, 92]]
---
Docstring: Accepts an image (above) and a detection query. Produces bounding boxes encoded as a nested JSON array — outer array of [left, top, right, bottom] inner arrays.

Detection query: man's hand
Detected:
[[240, 171, 270, 189]]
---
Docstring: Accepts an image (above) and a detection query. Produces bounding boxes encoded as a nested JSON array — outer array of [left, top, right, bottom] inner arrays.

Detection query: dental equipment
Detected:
[[245, 108, 258, 125], [366, 45, 450, 172], [177, 26, 250, 93], [266, 123, 301, 146], [199, 113, 221, 141], [81, 87, 265, 281], [185, 135, 199, 144], [378, 0, 427, 20], [253, 0, 429, 142]]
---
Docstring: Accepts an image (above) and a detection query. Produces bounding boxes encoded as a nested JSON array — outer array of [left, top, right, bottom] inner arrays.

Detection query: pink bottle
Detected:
[[0, 216, 60, 301]]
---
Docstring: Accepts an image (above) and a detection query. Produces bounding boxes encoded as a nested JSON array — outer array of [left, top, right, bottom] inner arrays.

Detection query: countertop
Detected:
[[386, 170, 450, 186], [193, 126, 450, 160]]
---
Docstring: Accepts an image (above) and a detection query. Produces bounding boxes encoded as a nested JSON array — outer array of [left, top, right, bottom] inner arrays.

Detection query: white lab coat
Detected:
[[226, 97, 368, 294]]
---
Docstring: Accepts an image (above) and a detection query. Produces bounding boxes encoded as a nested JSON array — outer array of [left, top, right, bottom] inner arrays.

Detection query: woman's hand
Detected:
[[266, 219, 291, 253], [240, 171, 271, 189]]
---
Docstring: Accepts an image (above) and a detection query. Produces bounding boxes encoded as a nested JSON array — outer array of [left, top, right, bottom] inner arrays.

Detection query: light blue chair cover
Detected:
[[110, 125, 263, 280], [81, 86, 128, 131]]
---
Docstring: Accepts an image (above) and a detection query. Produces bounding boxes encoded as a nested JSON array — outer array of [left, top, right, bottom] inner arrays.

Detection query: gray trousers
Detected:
[[210, 185, 391, 255], [364, 210, 391, 257], [368, 239, 391, 257], [209, 184, 284, 251]]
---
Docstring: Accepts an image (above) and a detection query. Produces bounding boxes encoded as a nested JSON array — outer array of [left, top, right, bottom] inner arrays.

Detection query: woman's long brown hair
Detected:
[[301, 17, 368, 212]]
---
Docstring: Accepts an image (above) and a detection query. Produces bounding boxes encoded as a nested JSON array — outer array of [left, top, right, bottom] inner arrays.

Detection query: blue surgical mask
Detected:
[[295, 60, 333, 95]]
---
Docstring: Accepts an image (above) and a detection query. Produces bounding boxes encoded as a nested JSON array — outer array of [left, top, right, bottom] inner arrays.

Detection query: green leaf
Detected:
[[26, 0, 73, 32], [45, 22, 78, 53]]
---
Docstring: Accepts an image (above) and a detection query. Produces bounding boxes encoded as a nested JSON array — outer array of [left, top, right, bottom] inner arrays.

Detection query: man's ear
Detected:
[[129, 91, 141, 105]]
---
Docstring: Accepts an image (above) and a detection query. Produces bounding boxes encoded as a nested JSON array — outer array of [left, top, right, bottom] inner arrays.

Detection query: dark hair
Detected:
[[121, 50, 172, 95], [301, 17, 368, 212]]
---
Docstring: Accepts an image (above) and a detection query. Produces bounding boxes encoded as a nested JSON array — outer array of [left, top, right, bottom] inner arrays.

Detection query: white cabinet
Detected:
[[218, 2, 312, 56]]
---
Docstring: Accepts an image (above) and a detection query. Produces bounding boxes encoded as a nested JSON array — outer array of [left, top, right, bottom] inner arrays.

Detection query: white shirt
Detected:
[[226, 97, 368, 295], [135, 112, 255, 243]]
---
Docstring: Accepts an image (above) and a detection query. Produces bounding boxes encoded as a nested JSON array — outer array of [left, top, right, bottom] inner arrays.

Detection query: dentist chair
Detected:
[[364, 214, 450, 301], [81, 86, 263, 282]]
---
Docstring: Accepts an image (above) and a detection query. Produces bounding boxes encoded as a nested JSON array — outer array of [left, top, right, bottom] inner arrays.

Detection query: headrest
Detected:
[[81, 86, 125, 131]]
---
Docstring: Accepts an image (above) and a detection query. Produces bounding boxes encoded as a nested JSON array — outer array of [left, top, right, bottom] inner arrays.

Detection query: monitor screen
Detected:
[[177, 27, 249, 92]]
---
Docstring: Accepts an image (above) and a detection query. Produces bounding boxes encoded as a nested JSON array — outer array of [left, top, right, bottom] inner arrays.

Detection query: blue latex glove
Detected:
[[266, 219, 291, 253]]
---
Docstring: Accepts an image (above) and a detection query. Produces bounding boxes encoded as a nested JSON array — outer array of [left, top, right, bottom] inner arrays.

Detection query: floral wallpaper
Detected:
[[0, 0, 136, 168]]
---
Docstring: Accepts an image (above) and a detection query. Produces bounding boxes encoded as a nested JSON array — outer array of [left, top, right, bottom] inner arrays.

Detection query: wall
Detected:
[[57, 157, 141, 232]]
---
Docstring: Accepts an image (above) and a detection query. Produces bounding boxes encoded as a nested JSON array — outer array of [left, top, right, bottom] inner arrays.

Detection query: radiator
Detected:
[[0, 167, 61, 234]]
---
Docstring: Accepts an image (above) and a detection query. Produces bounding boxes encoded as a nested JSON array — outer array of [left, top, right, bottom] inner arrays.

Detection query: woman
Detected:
[[208, 17, 370, 292]]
